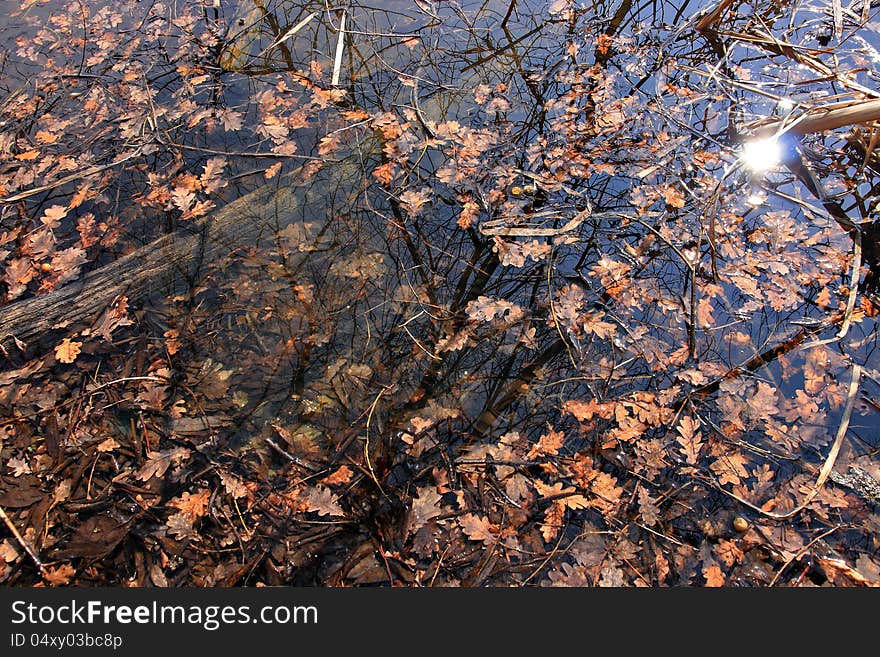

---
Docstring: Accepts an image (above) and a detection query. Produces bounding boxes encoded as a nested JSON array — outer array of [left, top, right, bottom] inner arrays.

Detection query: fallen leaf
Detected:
[[458, 514, 496, 545], [135, 447, 190, 481], [169, 489, 211, 522], [42, 564, 76, 586], [7, 457, 31, 477], [54, 338, 82, 364], [703, 563, 725, 587], [322, 466, 354, 486], [264, 162, 282, 179], [305, 486, 345, 517], [40, 205, 68, 229], [96, 438, 120, 453], [406, 486, 442, 535], [219, 471, 249, 500]]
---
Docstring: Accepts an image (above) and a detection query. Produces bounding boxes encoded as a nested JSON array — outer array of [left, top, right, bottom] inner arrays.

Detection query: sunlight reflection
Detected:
[[741, 137, 781, 172]]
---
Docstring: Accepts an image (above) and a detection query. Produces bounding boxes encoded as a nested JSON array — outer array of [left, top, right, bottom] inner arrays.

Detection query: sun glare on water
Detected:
[[740, 137, 781, 172]]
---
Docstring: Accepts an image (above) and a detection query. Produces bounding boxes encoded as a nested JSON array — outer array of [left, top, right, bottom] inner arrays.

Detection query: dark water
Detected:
[[0, 0, 878, 585]]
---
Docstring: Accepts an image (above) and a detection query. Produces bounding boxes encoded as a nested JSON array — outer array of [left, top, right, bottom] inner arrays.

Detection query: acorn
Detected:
[[732, 516, 749, 532], [39, 262, 52, 273], [510, 186, 523, 197]]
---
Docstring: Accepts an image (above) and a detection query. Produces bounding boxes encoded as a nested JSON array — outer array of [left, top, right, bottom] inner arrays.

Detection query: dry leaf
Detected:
[[54, 338, 82, 364], [96, 438, 120, 453], [703, 563, 726, 586], [406, 486, 442, 535], [169, 489, 211, 522], [219, 471, 249, 500], [42, 564, 76, 586], [458, 514, 496, 545], [322, 466, 354, 486], [135, 447, 190, 481], [305, 486, 345, 517]]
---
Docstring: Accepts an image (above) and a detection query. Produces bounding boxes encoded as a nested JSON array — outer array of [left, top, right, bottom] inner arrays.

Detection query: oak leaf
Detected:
[[54, 338, 82, 364], [406, 486, 442, 535], [703, 563, 725, 587], [305, 486, 345, 517], [42, 564, 76, 586], [219, 471, 249, 500], [459, 514, 496, 545], [527, 428, 565, 459], [713, 539, 744, 568], [322, 466, 354, 486], [40, 205, 68, 228], [135, 447, 191, 481], [170, 489, 211, 522]]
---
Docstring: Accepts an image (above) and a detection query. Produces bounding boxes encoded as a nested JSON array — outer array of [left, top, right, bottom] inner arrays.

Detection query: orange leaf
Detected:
[[703, 563, 725, 586], [54, 338, 82, 364], [322, 465, 354, 486], [169, 489, 211, 522], [42, 564, 76, 586], [527, 428, 565, 459], [264, 162, 282, 180]]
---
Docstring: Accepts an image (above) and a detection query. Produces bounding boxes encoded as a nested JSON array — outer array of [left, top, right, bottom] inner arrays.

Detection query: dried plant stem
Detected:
[[331, 10, 346, 87], [0, 147, 143, 205], [837, 228, 861, 339], [768, 525, 841, 587], [713, 363, 861, 520], [0, 504, 44, 577], [695, 0, 737, 31], [749, 98, 880, 139]]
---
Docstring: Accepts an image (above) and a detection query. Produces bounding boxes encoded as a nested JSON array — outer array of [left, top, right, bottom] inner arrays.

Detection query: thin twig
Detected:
[[836, 228, 861, 339], [0, 147, 144, 204], [768, 525, 841, 587], [0, 504, 44, 577], [713, 363, 861, 520]]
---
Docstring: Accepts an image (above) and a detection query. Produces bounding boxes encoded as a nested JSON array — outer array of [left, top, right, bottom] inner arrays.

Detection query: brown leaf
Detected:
[[135, 447, 191, 481], [713, 539, 744, 568], [49, 514, 129, 560], [304, 486, 345, 517], [219, 471, 249, 500], [85, 296, 133, 341], [54, 338, 82, 364], [169, 489, 211, 522], [458, 513, 496, 545], [676, 415, 704, 466], [703, 563, 726, 587], [40, 204, 68, 229], [465, 295, 525, 325], [817, 557, 880, 587], [42, 564, 76, 586], [406, 486, 442, 535], [96, 437, 120, 453], [527, 428, 565, 459], [662, 184, 686, 208]]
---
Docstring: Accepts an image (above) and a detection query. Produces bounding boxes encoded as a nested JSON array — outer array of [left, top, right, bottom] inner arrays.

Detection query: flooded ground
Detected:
[[0, 0, 878, 586]]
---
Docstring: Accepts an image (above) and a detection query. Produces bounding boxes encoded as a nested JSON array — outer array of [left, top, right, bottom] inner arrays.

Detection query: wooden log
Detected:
[[0, 157, 360, 353]]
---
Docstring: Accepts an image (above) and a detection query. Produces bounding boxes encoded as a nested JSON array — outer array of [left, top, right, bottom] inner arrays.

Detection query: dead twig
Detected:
[[695, 0, 738, 32], [712, 363, 861, 520], [0, 504, 44, 577]]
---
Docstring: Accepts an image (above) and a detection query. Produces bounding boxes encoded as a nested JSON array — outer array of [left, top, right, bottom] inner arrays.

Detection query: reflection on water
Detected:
[[0, 0, 878, 586]]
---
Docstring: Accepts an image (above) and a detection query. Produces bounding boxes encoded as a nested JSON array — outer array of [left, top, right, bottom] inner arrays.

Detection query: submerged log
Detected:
[[0, 156, 362, 354]]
